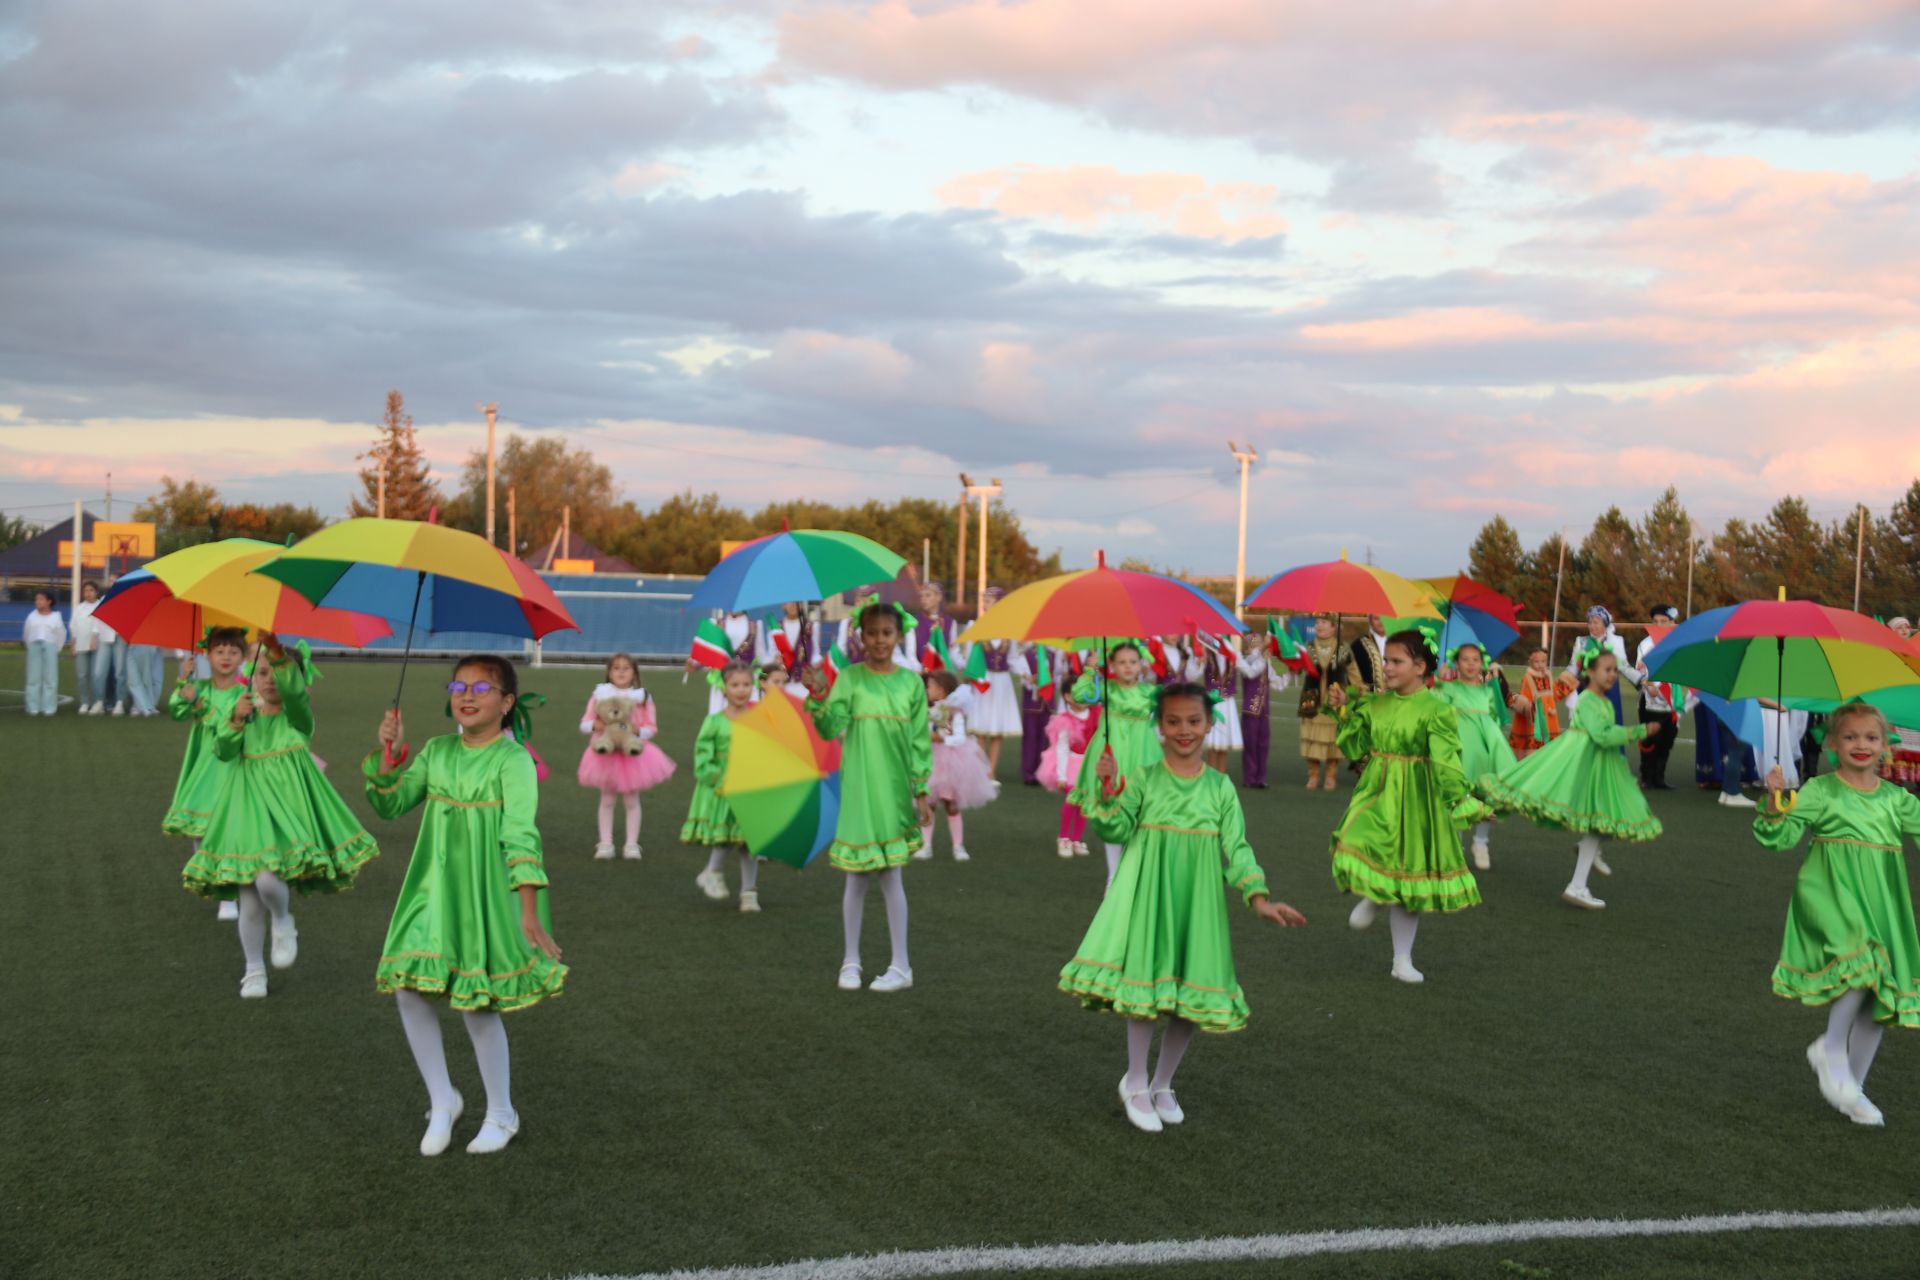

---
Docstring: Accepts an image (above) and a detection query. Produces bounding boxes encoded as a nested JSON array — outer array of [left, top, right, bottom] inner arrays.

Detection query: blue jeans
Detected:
[[26, 640, 60, 713], [128, 645, 163, 714], [101, 636, 127, 710], [74, 649, 103, 706]]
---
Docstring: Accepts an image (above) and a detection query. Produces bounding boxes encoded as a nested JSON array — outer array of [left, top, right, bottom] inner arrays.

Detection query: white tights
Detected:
[[1388, 905, 1418, 964], [1124, 1016, 1198, 1094], [597, 789, 639, 846], [842, 868, 909, 973], [395, 989, 515, 1125], [235, 871, 291, 974], [1825, 988, 1886, 1089], [1569, 835, 1602, 893], [703, 846, 758, 891], [1103, 843, 1123, 892]]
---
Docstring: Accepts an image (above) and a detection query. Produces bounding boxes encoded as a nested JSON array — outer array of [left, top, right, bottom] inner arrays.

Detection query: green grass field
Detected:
[[4, 653, 1919, 1280]]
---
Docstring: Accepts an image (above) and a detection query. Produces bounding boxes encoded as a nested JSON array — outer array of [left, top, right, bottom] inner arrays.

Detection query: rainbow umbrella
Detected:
[[253, 517, 577, 703], [959, 552, 1244, 649], [1645, 592, 1920, 800], [94, 539, 391, 650], [723, 692, 843, 869], [1418, 575, 1521, 660], [687, 529, 906, 614], [1248, 554, 1441, 619]]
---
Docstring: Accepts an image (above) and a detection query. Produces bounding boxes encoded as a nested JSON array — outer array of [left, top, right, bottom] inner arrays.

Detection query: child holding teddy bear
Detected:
[[577, 652, 676, 860]]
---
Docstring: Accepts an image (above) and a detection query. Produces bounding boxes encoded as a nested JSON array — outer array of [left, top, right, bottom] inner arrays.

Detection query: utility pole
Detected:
[[1547, 526, 1569, 663], [963, 478, 1002, 611], [1228, 441, 1258, 618], [1850, 506, 1866, 614], [71, 499, 82, 605], [955, 472, 972, 608], [482, 402, 499, 545], [507, 487, 517, 558]]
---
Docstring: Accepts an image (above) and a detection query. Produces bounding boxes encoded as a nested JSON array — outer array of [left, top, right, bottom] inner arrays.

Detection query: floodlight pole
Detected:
[[482, 402, 499, 544], [964, 479, 1002, 611], [1229, 442, 1258, 618]]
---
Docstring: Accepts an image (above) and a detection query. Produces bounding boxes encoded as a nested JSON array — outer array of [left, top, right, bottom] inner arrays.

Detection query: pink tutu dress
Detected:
[[576, 683, 678, 792], [927, 696, 998, 810], [1038, 707, 1095, 794]]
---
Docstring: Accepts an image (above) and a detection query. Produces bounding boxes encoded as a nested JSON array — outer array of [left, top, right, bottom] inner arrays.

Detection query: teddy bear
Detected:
[[591, 695, 645, 757]]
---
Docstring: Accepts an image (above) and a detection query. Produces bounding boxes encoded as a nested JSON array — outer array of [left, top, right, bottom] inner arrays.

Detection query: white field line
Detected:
[[564, 1207, 1920, 1280]]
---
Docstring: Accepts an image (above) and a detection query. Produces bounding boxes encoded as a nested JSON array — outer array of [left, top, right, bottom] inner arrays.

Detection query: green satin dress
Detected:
[[1328, 689, 1490, 913], [1753, 774, 1920, 1026], [366, 734, 566, 1013], [679, 711, 744, 847], [181, 656, 377, 899], [1069, 673, 1160, 812], [1432, 677, 1518, 782], [808, 664, 932, 872], [162, 678, 246, 838], [1479, 691, 1662, 841], [1059, 763, 1270, 1032]]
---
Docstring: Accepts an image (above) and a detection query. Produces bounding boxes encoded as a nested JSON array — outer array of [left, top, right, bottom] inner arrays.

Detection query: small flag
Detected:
[[1035, 647, 1055, 702], [690, 619, 732, 670], [962, 640, 989, 691], [923, 623, 957, 673], [1146, 637, 1173, 681], [765, 614, 798, 670], [824, 643, 848, 690]]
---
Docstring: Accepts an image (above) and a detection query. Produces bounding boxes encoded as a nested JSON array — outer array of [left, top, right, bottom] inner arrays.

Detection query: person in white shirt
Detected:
[[69, 580, 108, 713], [1566, 605, 1641, 728], [1633, 605, 1682, 789], [22, 589, 68, 715]]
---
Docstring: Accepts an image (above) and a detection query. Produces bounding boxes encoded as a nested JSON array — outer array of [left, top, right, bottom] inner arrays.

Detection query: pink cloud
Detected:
[[938, 164, 1285, 240]]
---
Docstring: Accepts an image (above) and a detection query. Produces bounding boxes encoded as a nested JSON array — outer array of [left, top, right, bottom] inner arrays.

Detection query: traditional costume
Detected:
[[1040, 703, 1095, 856], [1238, 643, 1274, 787], [1070, 669, 1161, 887]]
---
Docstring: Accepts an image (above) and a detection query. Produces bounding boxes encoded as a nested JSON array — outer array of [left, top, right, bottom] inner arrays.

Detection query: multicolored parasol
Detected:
[[1417, 575, 1522, 660], [958, 552, 1244, 649], [686, 529, 907, 614], [1247, 554, 1441, 619], [722, 692, 844, 869], [94, 538, 391, 649]]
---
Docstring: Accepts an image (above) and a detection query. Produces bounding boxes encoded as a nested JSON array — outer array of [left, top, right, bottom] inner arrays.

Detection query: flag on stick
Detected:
[[690, 619, 732, 670]]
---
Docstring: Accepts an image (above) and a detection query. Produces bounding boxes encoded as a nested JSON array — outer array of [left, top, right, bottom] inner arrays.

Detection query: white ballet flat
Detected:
[[1347, 898, 1378, 930], [836, 963, 863, 991], [239, 970, 268, 999], [1150, 1087, 1185, 1126], [1561, 886, 1606, 910], [738, 890, 760, 914], [420, 1090, 464, 1157], [465, 1113, 519, 1155], [869, 965, 913, 993], [1470, 839, 1491, 871], [620, 843, 642, 861], [1807, 1038, 1863, 1117], [1592, 853, 1612, 877], [269, 917, 298, 970], [1848, 1091, 1886, 1127], [1389, 958, 1425, 985], [1118, 1077, 1162, 1134], [593, 842, 615, 860], [217, 899, 239, 921]]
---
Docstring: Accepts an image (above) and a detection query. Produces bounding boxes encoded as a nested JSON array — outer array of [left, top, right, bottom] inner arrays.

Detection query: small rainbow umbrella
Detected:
[[723, 693, 843, 869], [1417, 575, 1522, 660], [1248, 554, 1441, 619], [687, 529, 907, 614], [1645, 591, 1920, 802], [94, 539, 391, 650], [253, 517, 577, 704]]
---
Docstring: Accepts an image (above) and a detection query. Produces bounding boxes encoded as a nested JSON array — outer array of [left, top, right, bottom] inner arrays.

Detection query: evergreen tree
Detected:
[[1467, 515, 1531, 609], [350, 391, 441, 521]]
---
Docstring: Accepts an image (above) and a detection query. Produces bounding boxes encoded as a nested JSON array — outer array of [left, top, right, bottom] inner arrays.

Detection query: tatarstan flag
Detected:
[[1035, 646, 1055, 702], [690, 619, 732, 670]]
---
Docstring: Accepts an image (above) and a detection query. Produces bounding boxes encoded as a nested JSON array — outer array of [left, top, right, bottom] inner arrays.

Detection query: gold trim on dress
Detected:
[[1809, 837, 1903, 854], [244, 744, 311, 761], [428, 793, 501, 808], [1332, 842, 1478, 884], [1140, 823, 1221, 837]]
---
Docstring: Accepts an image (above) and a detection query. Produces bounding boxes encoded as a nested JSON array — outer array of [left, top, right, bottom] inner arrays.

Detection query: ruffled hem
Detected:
[[1477, 774, 1664, 842], [181, 832, 379, 899], [1772, 945, 1920, 1027], [576, 743, 677, 792], [1057, 964, 1249, 1033], [828, 828, 922, 873], [1331, 845, 1482, 912], [161, 810, 210, 838], [679, 816, 743, 847], [376, 953, 566, 1013]]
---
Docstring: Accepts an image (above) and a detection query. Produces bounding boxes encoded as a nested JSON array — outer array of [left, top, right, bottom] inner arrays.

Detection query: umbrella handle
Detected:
[[1771, 787, 1799, 814]]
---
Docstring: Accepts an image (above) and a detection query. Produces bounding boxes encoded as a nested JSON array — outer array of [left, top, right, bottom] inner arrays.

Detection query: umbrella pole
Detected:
[[1773, 634, 1795, 810], [391, 570, 426, 711]]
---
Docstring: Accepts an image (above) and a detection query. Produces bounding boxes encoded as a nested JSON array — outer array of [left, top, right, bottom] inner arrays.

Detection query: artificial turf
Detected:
[[3, 653, 1918, 1280]]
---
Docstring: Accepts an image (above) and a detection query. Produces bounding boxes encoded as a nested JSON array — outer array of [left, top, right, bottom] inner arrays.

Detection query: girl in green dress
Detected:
[[164, 626, 249, 921], [682, 662, 760, 911], [1325, 630, 1492, 985], [1755, 702, 1920, 1127], [1432, 643, 1519, 871], [1070, 642, 1160, 890], [367, 655, 566, 1157], [1060, 681, 1306, 1133], [183, 635, 379, 998], [1478, 649, 1662, 912], [801, 603, 933, 994]]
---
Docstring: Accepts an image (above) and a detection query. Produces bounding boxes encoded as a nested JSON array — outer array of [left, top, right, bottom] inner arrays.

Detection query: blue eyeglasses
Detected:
[[446, 680, 499, 696]]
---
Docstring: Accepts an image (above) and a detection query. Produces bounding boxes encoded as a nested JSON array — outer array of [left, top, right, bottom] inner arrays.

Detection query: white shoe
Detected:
[[1471, 839, 1490, 871], [1561, 885, 1606, 910], [1718, 792, 1757, 809], [1390, 957, 1425, 985], [837, 963, 863, 991], [269, 917, 298, 970], [738, 890, 760, 913], [1848, 1091, 1886, 1127], [239, 970, 268, 999], [1807, 1038, 1864, 1117], [216, 899, 239, 921], [621, 843, 642, 861], [111, 703, 125, 716], [1072, 842, 1089, 857], [952, 846, 971, 862], [1593, 853, 1613, 877], [465, 1112, 519, 1155], [1118, 1077, 1163, 1134], [869, 965, 913, 993], [911, 846, 933, 861], [89, 701, 104, 715], [1057, 838, 1074, 859], [420, 1090, 465, 1157], [990, 779, 1002, 794], [1348, 897, 1378, 930], [1150, 1087, 1185, 1126], [593, 842, 615, 860], [695, 869, 729, 900]]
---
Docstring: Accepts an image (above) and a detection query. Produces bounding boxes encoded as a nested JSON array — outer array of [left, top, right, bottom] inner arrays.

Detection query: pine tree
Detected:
[[1635, 487, 1694, 614], [350, 391, 440, 521], [1572, 506, 1641, 618], [1467, 515, 1530, 607]]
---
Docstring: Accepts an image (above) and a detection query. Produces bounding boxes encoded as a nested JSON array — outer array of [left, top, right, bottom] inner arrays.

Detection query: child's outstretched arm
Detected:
[[1574, 691, 1643, 748], [1754, 770, 1825, 848], [1214, 784, 1306, 926], [807, 667, 854, 740], [364, 710, 429, 817]]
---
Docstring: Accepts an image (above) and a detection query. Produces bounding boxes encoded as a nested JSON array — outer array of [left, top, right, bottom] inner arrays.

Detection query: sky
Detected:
[[3, 0, 1919, 575]]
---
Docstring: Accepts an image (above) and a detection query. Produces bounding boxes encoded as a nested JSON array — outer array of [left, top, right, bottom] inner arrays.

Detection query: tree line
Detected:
[[1468, 485, 1920, 621]]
